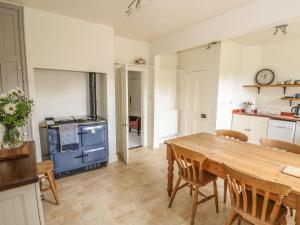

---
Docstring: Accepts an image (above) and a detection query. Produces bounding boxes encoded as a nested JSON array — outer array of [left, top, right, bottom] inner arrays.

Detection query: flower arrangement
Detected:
[[242, 100, 254, 113], [0, 87, 33, 148]]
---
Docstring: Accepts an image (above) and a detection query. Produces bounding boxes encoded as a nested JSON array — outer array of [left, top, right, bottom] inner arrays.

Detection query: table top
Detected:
[[0, 141, 38, 192], [165, 133, 300, 195]]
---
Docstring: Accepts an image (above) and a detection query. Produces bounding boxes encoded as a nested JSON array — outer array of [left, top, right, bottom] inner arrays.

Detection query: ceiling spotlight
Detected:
[[273, 24, 288, 35], [206, 42, 217, 49], [126, 0, 142, 16]]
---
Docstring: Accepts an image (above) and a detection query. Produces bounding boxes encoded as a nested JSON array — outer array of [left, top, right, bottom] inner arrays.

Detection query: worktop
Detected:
[[233, 111, 300, 122], [0, 141, 38, 192]]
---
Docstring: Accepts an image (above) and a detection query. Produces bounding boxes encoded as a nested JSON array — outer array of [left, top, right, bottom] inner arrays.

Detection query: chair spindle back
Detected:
[[223, 164, 291, 224], [216, 129, 248, 142]]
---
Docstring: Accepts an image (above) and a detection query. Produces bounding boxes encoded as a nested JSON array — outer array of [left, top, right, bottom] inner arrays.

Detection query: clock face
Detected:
[[255, 69, 275, 85]]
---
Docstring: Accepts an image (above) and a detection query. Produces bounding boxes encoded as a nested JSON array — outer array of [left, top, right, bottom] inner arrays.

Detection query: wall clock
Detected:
[[255, 69, 275, 85]]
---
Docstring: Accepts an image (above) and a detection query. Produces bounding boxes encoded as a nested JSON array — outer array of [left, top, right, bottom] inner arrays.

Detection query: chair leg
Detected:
[[225, 209, 237, 225], [49, 171, 57, 189], [191, 186, 199, 225], [168, 177, 181, 208], [224, 180, 228, 203], [47, 172, 59, 205], [281, 217, 287, 225], [213, 180, 219, 213], [290, 207, 294, 217], [237, 218, 242, 225], [190, 184, 193, 196]]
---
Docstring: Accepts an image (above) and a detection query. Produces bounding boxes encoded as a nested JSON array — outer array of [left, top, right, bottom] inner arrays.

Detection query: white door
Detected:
[[178, 71, 217, 135], [116, 65, 129, 164]]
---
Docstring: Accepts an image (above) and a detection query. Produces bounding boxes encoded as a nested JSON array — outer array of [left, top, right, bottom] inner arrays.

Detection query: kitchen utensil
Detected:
[[291, 104, 300, 117]]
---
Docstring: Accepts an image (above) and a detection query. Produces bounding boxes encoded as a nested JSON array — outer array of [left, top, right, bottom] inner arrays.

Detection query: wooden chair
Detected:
[[169, 143, 219, 225], [223, 163, 291, 225], [260, 138, 300, 217], [37, 160, 59, 205], [215, 129, 248, 204]]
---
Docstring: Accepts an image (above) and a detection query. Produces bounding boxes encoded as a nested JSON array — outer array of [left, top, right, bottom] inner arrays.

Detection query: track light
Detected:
[[273, 24, 288, 35]]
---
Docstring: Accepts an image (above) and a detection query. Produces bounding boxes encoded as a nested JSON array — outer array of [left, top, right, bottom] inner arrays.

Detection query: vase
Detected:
[[2, 125, 22, 149], [244, 106, 252, 113]]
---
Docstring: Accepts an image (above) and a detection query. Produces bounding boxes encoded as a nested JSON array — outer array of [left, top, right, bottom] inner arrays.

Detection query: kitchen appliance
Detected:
[[267, 119, 296, 143], [39, 72, 109, 178], [291, 104, 300, 117]]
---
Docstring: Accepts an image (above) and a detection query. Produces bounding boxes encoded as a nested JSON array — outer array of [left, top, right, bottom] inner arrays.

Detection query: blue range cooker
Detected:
[[39, 116, 108, 178]]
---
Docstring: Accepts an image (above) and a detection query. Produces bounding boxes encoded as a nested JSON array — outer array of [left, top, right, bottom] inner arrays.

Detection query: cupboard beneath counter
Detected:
[[231, 114, 269, 144]]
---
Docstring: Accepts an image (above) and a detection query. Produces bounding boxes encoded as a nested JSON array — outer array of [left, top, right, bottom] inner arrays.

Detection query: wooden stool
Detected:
[[37, 160, 59, 205]]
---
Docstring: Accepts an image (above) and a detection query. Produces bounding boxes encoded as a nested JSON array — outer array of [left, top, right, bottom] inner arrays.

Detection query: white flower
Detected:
[[14, 87, 24, 95], [0, 94, 7, 99], [4, 103, 16, 115]]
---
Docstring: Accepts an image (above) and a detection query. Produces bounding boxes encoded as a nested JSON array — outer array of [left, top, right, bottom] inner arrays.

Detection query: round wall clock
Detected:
[[255, 69, 275, 85]]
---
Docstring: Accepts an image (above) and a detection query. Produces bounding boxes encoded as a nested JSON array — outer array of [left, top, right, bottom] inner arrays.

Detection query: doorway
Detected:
[[128, 71, 142, 149]]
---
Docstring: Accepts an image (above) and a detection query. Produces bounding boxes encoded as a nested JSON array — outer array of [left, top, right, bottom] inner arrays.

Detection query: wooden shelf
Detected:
[[243, 84, 300, 94], [281, 97, 300, 106]]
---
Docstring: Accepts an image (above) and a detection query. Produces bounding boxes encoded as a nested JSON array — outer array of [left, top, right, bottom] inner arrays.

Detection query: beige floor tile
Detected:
[[43, 146, 295, 225]]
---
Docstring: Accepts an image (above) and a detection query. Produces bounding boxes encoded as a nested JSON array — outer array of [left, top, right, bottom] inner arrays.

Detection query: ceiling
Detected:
[[232, 20, 300, 46], [7, 0, 257, 41]]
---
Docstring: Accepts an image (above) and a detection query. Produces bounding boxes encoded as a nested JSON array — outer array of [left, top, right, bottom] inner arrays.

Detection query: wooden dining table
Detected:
[[165, 132, 300, 225]]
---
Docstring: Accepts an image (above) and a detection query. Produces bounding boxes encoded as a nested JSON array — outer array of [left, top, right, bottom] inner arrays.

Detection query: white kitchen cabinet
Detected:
[[0, 183, 44, 225], [294, 121, 300, 145], [232, 114, 269, 144]]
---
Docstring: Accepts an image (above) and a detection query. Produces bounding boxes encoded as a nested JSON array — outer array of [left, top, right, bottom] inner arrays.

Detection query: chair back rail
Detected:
[[260, 138, 300, 155], [223, 164, 291, 224], [171, 143, 206, 184], [215, 129, 248, 142]]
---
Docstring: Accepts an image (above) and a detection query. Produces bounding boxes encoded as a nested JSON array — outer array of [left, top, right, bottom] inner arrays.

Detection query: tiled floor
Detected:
[[43, 145, 295, 225], [129, 132, 141, 149]]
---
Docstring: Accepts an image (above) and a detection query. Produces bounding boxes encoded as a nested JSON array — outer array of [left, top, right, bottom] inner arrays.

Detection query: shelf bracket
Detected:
[[283, 87, 287, 94], [257, 87, 261, 94]]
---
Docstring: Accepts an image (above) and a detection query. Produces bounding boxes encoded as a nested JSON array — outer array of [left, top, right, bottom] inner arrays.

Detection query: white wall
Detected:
[[150, 0, 300, 55], [216, 41, 259, 129], [153, 54, 178, 147], [256, 38, 300, 111], [23, 7, 117, 162], [114, 36, 149, 64]]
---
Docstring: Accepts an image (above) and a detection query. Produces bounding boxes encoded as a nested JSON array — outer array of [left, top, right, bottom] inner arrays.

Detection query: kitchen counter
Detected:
[[0, 141, 38, 192], [233, 111, 300, 122]]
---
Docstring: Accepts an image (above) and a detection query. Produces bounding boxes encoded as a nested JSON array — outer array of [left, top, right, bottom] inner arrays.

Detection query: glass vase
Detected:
[[2, 125, 23, 149]]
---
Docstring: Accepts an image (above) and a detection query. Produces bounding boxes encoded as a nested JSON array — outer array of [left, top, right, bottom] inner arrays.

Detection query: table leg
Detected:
[[167, 144, 175, 197], [296, 198, 300, 225]]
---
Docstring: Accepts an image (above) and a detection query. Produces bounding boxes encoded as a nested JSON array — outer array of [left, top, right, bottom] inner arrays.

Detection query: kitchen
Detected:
[[214, 21, 300, 145]]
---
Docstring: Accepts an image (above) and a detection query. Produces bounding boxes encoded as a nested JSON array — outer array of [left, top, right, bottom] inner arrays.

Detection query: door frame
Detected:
[[127, 69, 145, 147], [115, 63, 148, 150]]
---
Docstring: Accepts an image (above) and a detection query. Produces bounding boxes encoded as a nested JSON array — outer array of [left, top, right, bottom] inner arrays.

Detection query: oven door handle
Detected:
[[74, 154, 88, 159]]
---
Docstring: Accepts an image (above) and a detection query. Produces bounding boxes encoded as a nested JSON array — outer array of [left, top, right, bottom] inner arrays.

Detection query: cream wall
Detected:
[[23, 7, 117, 162], [114, 36, 149, 64], [153, 54, 178, 147], [150, 0, 300, 55]]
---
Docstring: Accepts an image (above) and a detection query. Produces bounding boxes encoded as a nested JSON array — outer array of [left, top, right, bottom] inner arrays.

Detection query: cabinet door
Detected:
[[294, 121, 300, 145], [0, 6, 24, 92], [248, 116, 269, 144], [231, 114, 251, 137], [0, 183, 43, 225]]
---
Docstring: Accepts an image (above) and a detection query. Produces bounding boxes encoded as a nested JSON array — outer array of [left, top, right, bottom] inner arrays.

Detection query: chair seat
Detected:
[[37, 160, 54, 175], [235, 190, 288, 225], [179, 165, 217, 186]]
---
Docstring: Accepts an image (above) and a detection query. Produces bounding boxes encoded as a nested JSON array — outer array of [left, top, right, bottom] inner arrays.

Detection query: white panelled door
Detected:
[[178, 70, 217, 135], [115, 65, 129, 164]]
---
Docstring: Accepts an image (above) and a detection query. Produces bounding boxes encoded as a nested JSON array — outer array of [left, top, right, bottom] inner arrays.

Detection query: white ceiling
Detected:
[[232, 20, 300, 46], [7, 0, 257, 41]]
